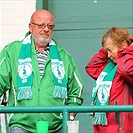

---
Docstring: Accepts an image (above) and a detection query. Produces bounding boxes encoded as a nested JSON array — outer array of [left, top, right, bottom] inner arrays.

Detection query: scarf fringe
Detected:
[[93, 113, 108, 125], [54, 86, 67, 99], [17, 86, 32, 100]]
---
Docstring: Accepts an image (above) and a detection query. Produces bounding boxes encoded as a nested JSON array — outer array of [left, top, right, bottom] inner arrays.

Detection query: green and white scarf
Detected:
[[17, 34, 67, 100], [17, 34, 33, 100], [90, 61, 118, 125], [49, 40, 67, 99]]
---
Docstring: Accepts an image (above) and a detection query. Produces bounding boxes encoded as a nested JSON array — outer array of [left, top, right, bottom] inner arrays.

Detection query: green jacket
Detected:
[[0, 36, 84, 132]]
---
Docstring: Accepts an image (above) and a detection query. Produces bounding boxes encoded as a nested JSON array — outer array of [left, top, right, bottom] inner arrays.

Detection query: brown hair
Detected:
[[102, 27, 132, 48]]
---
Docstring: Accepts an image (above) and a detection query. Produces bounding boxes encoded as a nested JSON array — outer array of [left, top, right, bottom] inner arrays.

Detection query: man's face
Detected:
[[29, 15, 54, 46]]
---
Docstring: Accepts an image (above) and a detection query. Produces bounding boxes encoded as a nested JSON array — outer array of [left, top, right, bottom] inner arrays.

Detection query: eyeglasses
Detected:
[[30, 22, 55, 29]]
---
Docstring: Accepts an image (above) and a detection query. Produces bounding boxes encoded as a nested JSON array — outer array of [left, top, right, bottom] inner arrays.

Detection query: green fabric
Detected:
[[90, 61, 118, 125], [0, 32, 83, 132], [17, 34, 33, 100], [18, 36, 67, 100], [49, 40, 67, 99]]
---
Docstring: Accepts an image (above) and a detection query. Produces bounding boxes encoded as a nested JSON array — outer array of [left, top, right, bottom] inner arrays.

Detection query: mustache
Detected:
[[40, 31, 49, 35]]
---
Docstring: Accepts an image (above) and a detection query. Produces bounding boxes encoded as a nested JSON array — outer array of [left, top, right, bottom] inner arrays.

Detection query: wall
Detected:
[[0, 0, 36, 52]]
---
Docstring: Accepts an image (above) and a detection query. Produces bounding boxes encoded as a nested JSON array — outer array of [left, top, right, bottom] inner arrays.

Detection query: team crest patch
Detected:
[[18, 59, 32, 83], [52, 62, 65, 84], [53, 64, 64, 79], [97, 81, 112, 105], [98, 87, 108, 105]]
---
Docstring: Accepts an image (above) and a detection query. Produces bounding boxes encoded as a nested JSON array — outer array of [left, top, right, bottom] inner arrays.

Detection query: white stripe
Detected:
[[9, 113, 14, 124], [49, 39, 56, 46], [74, 71, 83, 98], [0, 56, 6, 66], [22, 34, 31, 44], [12, 82, 17, 106], [18, 58, 32, 63], [51, 59, 59, 62], [74, 97, 77, 103], [8, 82, 16, 124], [0, 110, 6, 133]]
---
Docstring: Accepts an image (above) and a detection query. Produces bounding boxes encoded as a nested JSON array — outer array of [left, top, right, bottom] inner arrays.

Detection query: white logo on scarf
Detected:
[[98, 87, 108, 104], [53, 63, 64, 84], [53, 64, 64, 78], [97, 81, 112, 105], [18, 59, 32, 83]]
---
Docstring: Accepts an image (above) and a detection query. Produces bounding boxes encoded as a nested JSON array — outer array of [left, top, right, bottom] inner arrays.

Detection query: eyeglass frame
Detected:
[[30, 22, 55, 29]]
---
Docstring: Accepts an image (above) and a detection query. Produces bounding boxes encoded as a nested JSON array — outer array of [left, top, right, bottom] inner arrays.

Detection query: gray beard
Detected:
[[38, 38, 51, 47]]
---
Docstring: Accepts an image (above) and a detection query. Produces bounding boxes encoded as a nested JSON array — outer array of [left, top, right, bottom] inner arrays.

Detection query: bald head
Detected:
[[30, 9, 54, 23], [29, 9, 55, 50]]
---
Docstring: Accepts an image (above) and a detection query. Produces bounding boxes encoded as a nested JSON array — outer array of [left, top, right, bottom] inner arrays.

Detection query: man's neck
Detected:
[[35, 45, 48, 53]]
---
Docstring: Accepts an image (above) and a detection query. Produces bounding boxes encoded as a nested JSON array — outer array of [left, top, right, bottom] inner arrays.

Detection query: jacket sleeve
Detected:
[[0, 46, 11, 97], [117, 45, 133, 86], [85, 48, 108, 80], [65, 58, 84, 106]]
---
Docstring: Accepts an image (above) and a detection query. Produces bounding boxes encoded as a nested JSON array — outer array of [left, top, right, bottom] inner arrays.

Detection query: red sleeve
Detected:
[[117, 46, 133, 86], [85, 48, 108, 80]]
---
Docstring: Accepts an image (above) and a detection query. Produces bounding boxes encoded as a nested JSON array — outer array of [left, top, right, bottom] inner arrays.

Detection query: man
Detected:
[[0, 9, 84, 133]]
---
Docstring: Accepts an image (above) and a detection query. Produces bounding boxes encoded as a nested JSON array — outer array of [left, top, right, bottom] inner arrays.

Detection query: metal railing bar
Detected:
[[0, 105, 132, 113], [0, 105, 132, 132]]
